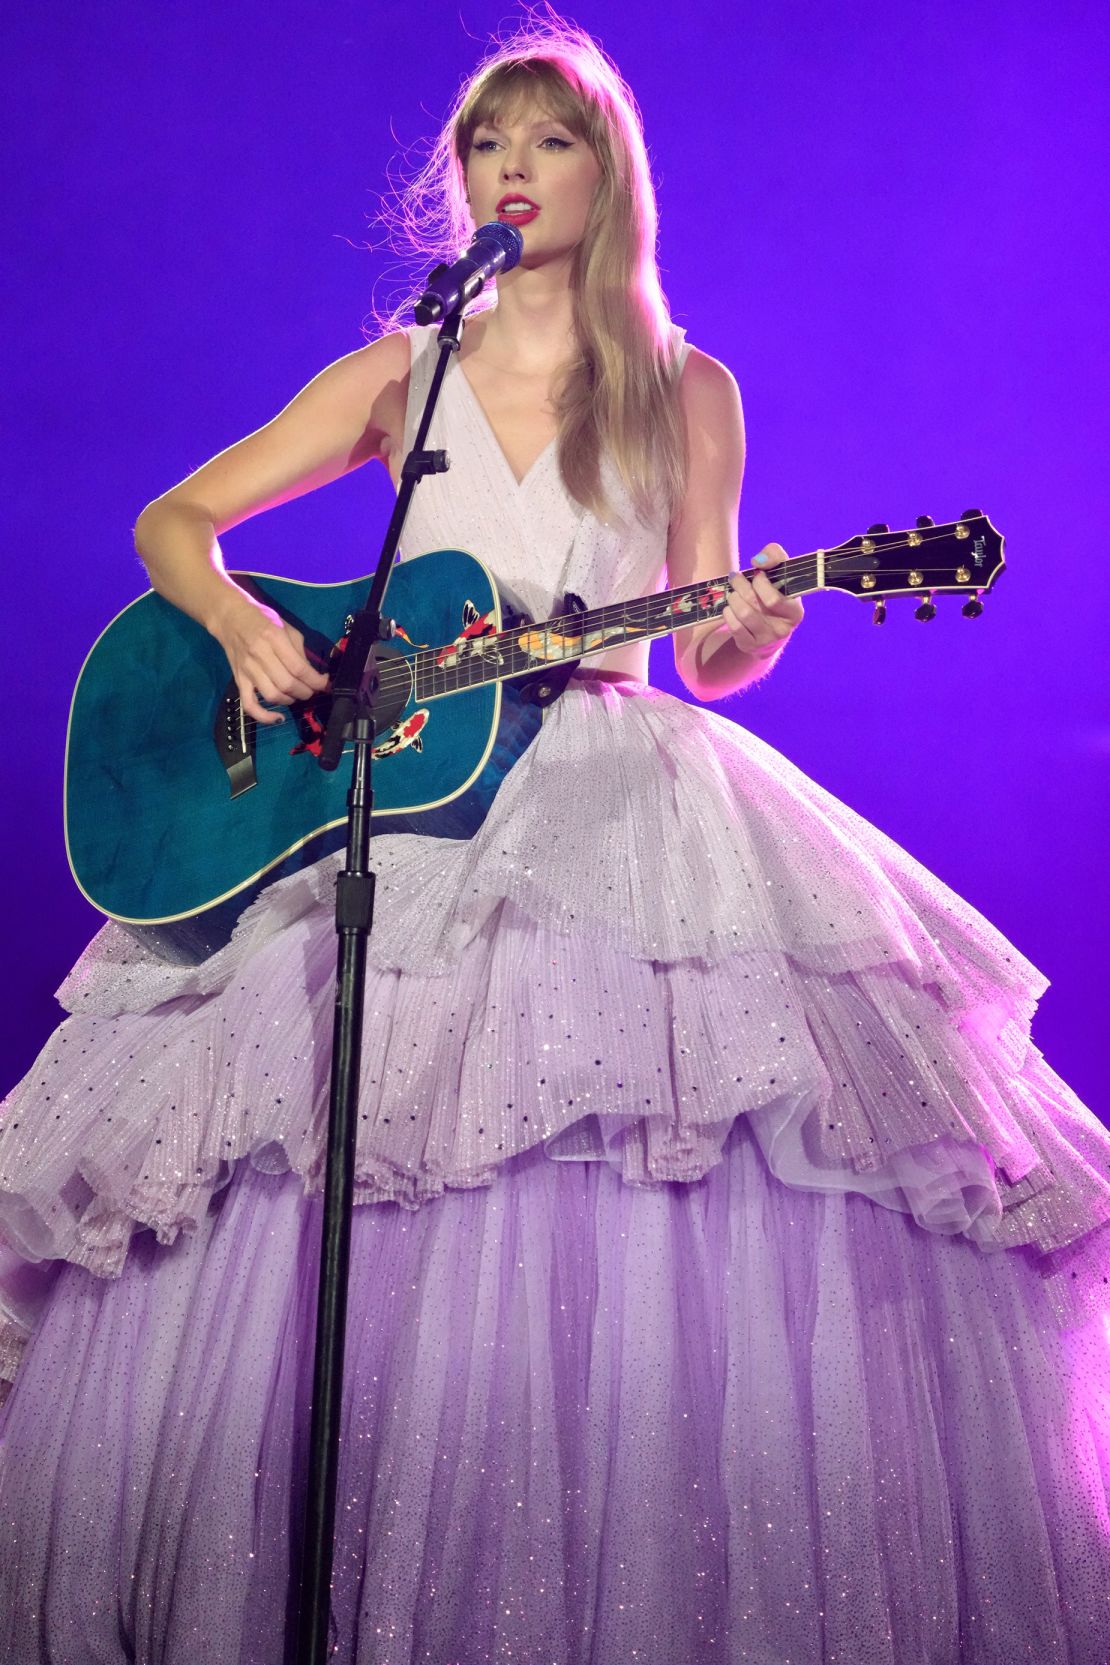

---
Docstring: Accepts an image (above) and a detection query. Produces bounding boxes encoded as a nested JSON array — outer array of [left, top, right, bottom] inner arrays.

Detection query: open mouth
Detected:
[[496, 196, 540, 226]]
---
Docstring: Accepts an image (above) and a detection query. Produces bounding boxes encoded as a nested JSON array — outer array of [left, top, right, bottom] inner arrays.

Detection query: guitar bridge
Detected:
[[213, 679, 257, 797]]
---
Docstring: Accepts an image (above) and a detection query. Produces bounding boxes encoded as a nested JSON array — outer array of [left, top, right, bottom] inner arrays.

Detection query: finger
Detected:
[[270, 633, 329, 695], [245, 648, 319, 704], [727, 571, 758, 608], [750, 542, 789, 570], [723, 603, 792, 653], [248, 669, 294, 708], [723, 590, 756, 637], [751, 570, 803, 619], [283, 625, 331, 688], [237, 678, 285, 726], [261, 663, 320, 702], [725, 578, 791, 629]]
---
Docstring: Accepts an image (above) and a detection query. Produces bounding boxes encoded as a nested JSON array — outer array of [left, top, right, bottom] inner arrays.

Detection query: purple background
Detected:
[[4, 2, 1106, 1117]]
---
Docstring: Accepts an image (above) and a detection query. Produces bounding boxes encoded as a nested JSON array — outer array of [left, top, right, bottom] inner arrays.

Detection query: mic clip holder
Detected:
[[401, 448, 450, 483]]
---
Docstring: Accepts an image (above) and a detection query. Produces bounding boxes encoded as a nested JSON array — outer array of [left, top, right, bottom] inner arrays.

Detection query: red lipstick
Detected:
[[496, 193, 540, 226]]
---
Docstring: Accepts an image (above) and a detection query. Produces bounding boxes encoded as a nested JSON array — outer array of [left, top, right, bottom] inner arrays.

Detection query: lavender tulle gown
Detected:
[[2, 325, 1109, 1665]]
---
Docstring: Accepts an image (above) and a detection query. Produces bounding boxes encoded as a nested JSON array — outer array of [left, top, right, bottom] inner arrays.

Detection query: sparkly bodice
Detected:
[[396, 322, 689, 631]]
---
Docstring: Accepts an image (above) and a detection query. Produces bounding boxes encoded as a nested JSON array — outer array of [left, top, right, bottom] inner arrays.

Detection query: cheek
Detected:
[[463, 154, 492, 199], [576, 159, 603, 213]]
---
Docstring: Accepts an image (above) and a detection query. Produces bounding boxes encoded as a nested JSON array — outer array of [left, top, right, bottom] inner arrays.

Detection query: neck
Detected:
[[475, 260, 579, 368]]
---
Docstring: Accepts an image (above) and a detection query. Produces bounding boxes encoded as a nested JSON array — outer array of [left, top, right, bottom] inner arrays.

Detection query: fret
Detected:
[[401, 519, 999, 704], [410, 567, 745, 703]]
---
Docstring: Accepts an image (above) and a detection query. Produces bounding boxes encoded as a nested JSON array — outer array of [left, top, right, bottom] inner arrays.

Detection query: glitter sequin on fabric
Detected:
[[1, 324, 1109, 1662]]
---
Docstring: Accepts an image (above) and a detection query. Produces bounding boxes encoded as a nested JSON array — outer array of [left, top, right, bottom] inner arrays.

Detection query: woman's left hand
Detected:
[[721, 543, 804, 658]]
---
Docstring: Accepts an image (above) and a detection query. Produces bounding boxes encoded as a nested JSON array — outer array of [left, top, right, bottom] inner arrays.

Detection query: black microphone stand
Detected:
[[292, 305, 465, 1664]]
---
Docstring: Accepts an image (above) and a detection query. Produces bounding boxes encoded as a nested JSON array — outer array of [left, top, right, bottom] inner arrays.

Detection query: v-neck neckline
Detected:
[[455, 360, 557, 492]]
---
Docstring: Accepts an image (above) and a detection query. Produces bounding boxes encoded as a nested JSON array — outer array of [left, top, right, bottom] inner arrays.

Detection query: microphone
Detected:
[[413, 221, 524, 325]]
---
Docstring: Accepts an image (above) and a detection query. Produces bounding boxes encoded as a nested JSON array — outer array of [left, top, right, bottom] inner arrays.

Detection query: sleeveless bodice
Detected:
[[397, 321, 689, 627]]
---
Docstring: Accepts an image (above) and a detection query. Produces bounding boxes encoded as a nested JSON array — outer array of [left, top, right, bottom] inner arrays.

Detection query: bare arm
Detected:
[[667, 349, 803, 701], [133, 330, 411, 723]]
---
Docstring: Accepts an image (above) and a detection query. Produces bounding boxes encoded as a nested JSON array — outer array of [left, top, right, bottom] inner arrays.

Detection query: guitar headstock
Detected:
[[814, 511, 1005, 623]]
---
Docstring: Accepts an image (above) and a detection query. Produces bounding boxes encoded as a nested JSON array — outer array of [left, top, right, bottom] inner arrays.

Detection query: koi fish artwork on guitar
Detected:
[[292, 615, 434, 761], [446, 582, 732, 675], [64, 519, 1004, 957]]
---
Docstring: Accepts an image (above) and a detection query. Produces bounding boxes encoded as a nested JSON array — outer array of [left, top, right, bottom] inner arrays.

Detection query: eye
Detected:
[[540, 136, 572, 150], [472, 138, 501, 153]]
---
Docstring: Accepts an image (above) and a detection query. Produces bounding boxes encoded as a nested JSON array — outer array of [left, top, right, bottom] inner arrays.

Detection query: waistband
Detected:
[[569, 667, 644, 688]]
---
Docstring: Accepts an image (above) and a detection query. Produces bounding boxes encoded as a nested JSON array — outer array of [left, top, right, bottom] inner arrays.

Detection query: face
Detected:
[[464, 100, 602, 267]]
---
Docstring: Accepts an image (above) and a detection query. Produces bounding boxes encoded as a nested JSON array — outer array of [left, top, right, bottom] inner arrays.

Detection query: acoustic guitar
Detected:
[[64, 512, 1004, 961]]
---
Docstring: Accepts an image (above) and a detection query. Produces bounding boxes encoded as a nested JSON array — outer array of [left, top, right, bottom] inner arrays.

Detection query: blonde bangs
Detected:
[[455, 61, 597, 158]]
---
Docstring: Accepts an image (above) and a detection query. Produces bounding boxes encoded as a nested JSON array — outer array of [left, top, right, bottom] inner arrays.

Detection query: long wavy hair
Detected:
[[388, 15, 687, 522]]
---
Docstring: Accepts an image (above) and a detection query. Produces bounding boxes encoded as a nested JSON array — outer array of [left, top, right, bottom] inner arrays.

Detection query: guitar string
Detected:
[[238, 582, 989, 744], [406, 531, 988, 670], [351, 527, 981, 691], [405, 542, 989, 691], [222, 536, 992, 750], [405, 564, 990, 699]]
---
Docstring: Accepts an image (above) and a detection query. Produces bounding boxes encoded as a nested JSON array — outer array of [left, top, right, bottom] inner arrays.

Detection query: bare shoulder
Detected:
[[677, 346, 743, 430], [318, 327, 411, 431], [342, 326, 411, 384], [146, 328, 415, 536], [345, 327, 412, 456], [673, 346, 745, 500]]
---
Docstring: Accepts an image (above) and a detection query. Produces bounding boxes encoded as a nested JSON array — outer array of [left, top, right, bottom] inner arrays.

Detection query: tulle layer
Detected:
[[2, 1135, 1109, 1665], [55, 678, 1046, 1005], [3, 901, 1109, 1335], [2, 679, 1110, 1376]]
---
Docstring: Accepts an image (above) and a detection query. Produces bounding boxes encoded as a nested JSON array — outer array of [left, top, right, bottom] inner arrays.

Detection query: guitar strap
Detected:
[[507, 590, 586, 710]]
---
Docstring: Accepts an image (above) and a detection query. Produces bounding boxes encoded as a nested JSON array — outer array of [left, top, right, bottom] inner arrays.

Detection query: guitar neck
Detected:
[[409, 553, 818, 702], [405, 512, 1002, 702]]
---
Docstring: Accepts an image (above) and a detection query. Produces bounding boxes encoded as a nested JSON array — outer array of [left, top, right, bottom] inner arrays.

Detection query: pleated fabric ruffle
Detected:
[[2, 678, 1110, 1379], [2, 1129, 1109, 1665], [53, 678, 1048, 1000]]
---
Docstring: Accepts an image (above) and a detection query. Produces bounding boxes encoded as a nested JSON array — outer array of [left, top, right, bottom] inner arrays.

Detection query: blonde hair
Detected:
[[390, 14, 688, 522]]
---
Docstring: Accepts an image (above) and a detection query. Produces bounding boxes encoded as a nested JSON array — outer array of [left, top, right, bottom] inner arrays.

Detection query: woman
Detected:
[[2, 18, 1109, 1665]]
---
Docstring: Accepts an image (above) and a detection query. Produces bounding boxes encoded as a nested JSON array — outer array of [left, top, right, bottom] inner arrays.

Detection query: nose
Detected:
[[500, 141, 532, 182]]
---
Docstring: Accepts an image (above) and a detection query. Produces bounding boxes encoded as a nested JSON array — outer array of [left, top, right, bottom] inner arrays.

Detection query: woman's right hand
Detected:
[[209, 588, 330, 725]]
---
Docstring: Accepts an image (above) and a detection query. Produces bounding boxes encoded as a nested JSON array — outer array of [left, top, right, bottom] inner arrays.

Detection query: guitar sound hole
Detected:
[[368, 646, 412, 738], [294, 643, 412, 745]]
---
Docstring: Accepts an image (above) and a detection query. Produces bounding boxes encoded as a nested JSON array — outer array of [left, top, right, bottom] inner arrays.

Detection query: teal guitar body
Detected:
[[65, 549, 543, 962]]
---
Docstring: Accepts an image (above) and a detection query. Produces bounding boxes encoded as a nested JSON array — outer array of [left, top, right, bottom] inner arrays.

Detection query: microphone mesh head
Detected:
[[472, 220, 524, 271]]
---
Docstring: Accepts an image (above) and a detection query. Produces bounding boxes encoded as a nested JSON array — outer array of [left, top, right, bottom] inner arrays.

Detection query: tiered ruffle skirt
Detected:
[[1, 676, 1109, 1661]]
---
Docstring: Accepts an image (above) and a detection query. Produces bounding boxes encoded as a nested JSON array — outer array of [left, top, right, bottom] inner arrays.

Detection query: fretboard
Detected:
[[409, 555, 819, 703]]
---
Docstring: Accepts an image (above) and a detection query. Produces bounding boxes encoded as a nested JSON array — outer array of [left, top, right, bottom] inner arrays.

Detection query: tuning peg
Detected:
[[914, 594, 937, 622], [961, 593, 984, 618], [867, 522, 890, 534], [960, 508, 983, 520], [915, 515, 935, 528], [872, 599, 887, 625]]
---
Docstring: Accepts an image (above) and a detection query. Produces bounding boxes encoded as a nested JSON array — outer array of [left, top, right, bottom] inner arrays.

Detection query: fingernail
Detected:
[[753, 551, 768, 566]]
